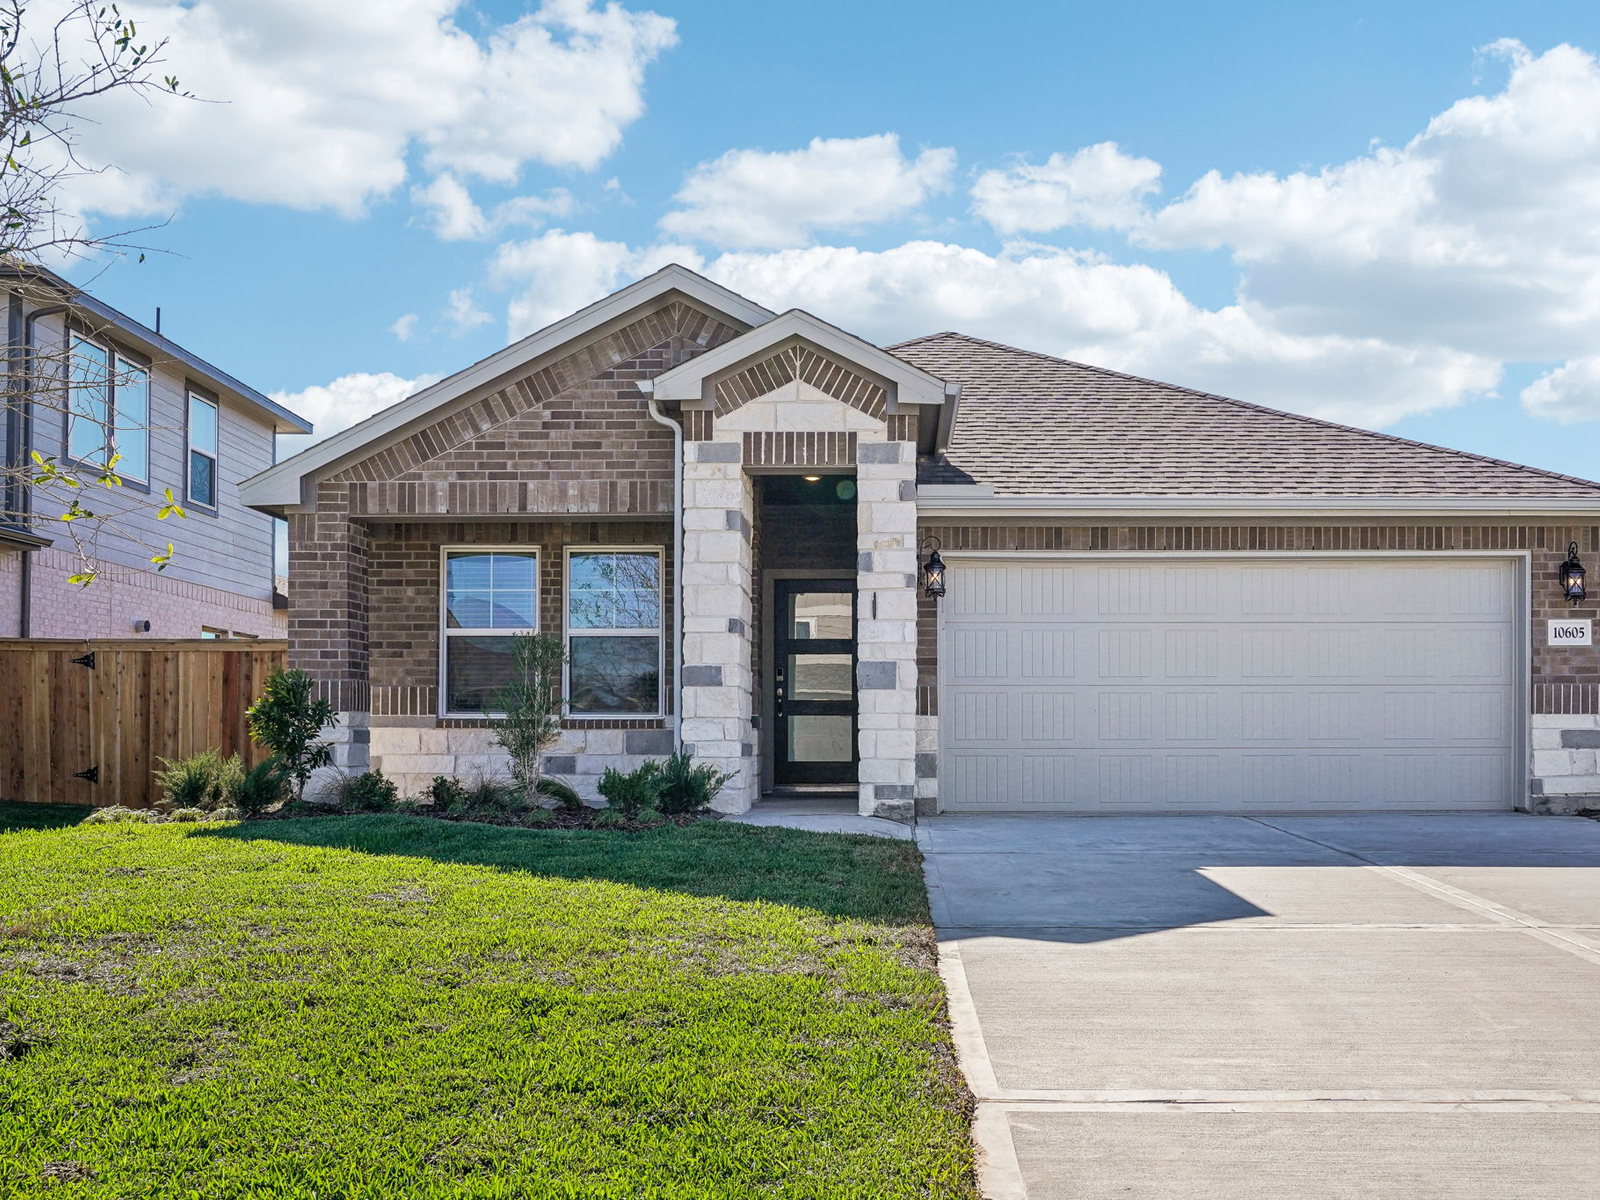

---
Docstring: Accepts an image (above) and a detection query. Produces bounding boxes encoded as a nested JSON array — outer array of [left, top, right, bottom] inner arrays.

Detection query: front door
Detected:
[[773, 580, 857, 786]]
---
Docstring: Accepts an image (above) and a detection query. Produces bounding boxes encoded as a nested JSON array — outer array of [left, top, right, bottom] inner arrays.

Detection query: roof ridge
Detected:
[[897, 331, 1600, 494]]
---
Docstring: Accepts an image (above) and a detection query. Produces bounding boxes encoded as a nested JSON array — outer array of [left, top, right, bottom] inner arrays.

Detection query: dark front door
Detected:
[[773, 579, 857, 786]]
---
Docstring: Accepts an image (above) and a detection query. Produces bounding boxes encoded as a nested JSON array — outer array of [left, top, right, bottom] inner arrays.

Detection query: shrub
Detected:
[[533, 776, 583, 812], [596, 762, 661, 818], [591, 808, 628, 827], [155, 749, 236, 811], [334, 770, 398, 813], [491, 632, 567, 800], [168, 807, 207, 823], [653, 750, 735, 815], [208, 806, 242, 822], [230, 757, 288, 817], [425, 775, 468, 810], [459, 775, 523, 815], [247, 668, 337, 801]]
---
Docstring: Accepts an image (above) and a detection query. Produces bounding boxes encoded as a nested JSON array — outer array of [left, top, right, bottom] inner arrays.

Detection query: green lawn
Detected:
[[0, 815, 977, 1198]]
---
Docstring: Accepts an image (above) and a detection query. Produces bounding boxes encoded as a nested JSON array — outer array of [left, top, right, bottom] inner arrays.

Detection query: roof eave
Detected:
[[914, 490, 1600, 519], [0, 265, 311, 434]]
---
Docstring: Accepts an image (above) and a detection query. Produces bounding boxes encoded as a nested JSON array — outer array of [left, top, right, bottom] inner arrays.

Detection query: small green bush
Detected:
[[330, 770, 398, 813], [155, 749, 239, 811], [231, 757, 287, 817], [425, 775, 468, 810], [459, 775, 523, 815], [653, 750, 735, 815], [533, 776, 583, 811], [208, 806, 242, 822], [596, 763, 661, 818], [247, 668, 337, 801], [168, 807, 208, 823], [591, 808, 628, 827]]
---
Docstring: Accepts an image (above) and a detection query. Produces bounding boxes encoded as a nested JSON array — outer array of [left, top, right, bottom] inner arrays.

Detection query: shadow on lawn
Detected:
[[0, 800, 92, 834], [192, 814, 929, 925]]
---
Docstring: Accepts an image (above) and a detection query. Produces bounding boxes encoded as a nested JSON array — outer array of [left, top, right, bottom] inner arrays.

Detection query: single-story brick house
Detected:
[[242, 265, 1600, 818]]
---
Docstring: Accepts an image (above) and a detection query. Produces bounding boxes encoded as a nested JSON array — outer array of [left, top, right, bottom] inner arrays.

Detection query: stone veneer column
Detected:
[[679, 438, 758, 811], [855, 439, 919, 820]]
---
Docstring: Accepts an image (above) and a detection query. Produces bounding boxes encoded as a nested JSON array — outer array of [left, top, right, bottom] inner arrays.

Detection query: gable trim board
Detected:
[[934, 550, 1530, 813]]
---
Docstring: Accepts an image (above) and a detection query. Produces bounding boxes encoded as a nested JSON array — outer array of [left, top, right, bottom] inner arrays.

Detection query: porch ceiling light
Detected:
[[920, 535, 947, 600], [1560, 541, 1587, 605]]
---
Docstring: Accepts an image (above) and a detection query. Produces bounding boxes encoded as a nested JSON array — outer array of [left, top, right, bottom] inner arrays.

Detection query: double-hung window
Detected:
[[187, 391, 219, 507], [66, 336, 149, 482], [440, 548, 539, 715], [566, 548, 663, 715]]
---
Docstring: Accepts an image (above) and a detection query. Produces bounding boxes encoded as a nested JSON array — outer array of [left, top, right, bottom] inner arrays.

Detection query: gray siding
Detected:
[[24, 308, 277, 601]]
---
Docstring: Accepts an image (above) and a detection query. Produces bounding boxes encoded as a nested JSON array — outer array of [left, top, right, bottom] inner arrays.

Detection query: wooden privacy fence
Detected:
[[0, 640, 287, 808]]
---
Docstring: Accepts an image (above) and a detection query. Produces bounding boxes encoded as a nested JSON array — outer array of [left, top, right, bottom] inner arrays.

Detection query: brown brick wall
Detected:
[[713, 345, 888, 419], [287, 482, 370, 709], [365, 519, 672, 724], [331, 301, 742, 515], [915, 521, 1600, 715], [741, 431, 858, 468]]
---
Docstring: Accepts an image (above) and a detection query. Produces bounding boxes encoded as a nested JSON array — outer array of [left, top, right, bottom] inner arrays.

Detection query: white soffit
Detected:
[[647, 308, 956, 409], [240, 264, 775, 511]]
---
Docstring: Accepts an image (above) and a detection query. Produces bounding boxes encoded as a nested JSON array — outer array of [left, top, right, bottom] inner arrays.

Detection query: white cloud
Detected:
[[412, 175, 578, 241], [489, 229, 700, 339], [1522, 358, 1600, 423], [52, 0, 676, 220], [445, 288, 492, 334], [273, 371, 441, 453], [971, 142, 1162, 234], [1138, 41, 1600, 363], [480, 230, 1495, 426], [702, 241, 1496, 426], [659, 134, 956, 249], [412, 174, 487, 241], [390, 313, 419, 342]]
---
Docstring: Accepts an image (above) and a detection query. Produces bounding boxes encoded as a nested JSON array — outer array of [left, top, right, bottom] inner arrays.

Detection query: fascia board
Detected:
[[913, 493, 1600, 519]]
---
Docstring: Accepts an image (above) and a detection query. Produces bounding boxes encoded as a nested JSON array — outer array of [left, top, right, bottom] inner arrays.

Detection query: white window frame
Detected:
[[186, 390, 220, 508], [65, 334, 152, 483], [438, 544, 540, 719], [564, 545, 665, 719]]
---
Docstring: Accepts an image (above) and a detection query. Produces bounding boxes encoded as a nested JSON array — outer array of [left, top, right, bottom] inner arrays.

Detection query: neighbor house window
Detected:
[[440, 547, 539, 715], [566, 548, 662, 715], [187, 392, 219, 507], [65, 338, 149, 482]]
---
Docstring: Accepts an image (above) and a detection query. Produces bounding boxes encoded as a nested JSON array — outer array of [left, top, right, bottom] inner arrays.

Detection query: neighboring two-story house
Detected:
[[0, 266, 310, 640], [243, 265, 1600, 817]]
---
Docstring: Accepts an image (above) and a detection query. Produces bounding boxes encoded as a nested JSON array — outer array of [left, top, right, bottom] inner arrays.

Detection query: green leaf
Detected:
[[67, 570, 96, 587]]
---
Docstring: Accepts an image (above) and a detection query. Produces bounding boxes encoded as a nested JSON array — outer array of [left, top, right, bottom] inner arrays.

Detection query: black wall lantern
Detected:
[[1560, 542, 1587, 605], [920, 535, 947, 600]]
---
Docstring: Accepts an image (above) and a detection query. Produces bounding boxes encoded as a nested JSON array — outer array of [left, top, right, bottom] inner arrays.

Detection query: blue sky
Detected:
[[55, 0, 1600, 481]]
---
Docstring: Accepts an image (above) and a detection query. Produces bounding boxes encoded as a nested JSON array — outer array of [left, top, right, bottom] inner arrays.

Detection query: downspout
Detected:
[[642, 385, 683, 748], [18, 303, 70, 637]]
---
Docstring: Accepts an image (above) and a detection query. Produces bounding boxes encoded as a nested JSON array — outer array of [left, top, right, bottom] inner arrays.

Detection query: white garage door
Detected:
[[938, 557, 1521, 813]]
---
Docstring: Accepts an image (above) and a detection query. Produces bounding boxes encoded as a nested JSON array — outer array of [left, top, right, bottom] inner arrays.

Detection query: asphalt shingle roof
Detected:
[[889, 332, 1600, 498]]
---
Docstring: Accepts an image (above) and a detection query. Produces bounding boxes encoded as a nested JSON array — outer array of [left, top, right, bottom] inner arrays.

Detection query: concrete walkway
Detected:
[[918, 813, 1600, 1199], [723, 798, 912, 839]]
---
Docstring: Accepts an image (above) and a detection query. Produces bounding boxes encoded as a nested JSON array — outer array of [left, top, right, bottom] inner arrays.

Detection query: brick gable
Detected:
[[713, 344, 889, 420]]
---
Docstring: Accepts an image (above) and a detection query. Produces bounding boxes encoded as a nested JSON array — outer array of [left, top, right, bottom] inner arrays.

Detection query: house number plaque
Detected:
[[1548, 619, 1592, 647]]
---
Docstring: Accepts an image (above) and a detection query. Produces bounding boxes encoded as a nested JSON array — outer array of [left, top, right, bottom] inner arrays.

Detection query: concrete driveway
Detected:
[[918, 813, 1600, 1199]]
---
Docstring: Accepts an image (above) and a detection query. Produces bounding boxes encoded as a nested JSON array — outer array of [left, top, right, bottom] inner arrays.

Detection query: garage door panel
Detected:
[[940, 558, 1519, 813]]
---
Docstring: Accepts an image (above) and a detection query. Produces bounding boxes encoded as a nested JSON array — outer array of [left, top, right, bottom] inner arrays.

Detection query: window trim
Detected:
[[563, 544, 665, 719], [438, 544, 541, 719], [185, 384, 221, 512], [60, 326, 152, 489]]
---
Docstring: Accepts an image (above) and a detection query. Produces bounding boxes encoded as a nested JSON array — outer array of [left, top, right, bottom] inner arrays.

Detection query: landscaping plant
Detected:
[[596, 762, 662, 818], [491, 631, 566, 802], [231, 757, 288, 817], [533, 775, 584, 811], [154, 749, 244, 812], [247, 667, 338, 801], [329, 770, 398, 813], [654, 750, 735, 815]]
